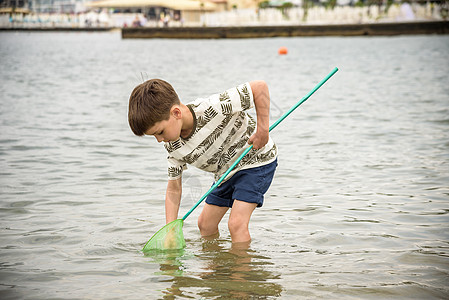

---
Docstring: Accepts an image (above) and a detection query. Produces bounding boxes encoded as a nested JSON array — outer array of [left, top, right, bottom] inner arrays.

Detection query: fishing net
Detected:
[[142, 219, 185, 252]]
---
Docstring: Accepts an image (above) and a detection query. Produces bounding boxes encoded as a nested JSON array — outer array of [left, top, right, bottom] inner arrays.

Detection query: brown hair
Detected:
[[128, 79, 180, 136]]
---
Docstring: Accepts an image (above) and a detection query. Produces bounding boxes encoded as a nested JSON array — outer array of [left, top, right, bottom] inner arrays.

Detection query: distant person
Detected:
[[132, 15, 141, 27], [140, 15, 148, 27], [128, 79, 277, 244], [400, 2, 415, 20], [159, 12, 165, 27], [163, 14, 170, 27]]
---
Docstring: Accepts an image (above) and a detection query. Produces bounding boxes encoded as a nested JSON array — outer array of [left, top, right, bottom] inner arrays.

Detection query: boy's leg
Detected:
[[228, 200, 257, 243], [198, 203, 229, 238]]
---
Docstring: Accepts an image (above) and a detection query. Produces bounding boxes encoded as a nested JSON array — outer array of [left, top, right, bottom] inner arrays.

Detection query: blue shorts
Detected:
[[205, 159, 277, 208]]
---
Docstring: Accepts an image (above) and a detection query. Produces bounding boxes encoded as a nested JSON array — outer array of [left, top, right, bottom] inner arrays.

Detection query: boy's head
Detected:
[[128, 79, 180, 136]]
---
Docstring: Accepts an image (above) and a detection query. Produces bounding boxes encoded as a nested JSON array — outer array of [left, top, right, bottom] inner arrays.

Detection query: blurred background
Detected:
[[1, 0, 448, 28]]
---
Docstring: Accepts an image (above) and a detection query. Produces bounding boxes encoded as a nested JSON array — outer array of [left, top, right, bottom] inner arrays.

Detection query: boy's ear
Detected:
[[171, 106, 182, 119]]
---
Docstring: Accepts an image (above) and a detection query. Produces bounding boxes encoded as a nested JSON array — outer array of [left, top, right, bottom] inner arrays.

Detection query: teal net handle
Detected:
[[182, 67, 339, 221]]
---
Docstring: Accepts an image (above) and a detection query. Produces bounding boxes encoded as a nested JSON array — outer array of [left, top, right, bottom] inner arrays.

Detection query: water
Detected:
[[0, 31, 448, 299]]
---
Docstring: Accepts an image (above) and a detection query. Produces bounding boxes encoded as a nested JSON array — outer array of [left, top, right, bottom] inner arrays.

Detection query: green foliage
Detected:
[[259, 0, 270, 8], [384, 0, 394, 13], [441, 0, 448, 20], [281, 1, 294, 9], [354, 0, 365, 7], [325, 0, 337, 9]]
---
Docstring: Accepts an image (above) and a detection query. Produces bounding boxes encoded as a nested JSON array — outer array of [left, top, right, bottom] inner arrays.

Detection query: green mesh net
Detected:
[[142, 219, 186, 252]]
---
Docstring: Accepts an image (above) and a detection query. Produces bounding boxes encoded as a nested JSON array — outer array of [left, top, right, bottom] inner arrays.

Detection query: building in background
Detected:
[[0, 0, 91, 13], [86, 0, 219, 25], [0, 0, 30, 13], [1, 0, 447, 28], [0, 0, 301, 15], [29, 0, 91, 13]]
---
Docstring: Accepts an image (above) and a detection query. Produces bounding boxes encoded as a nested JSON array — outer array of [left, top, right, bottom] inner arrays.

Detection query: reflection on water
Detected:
[[149, 240, 282, 299], [199, 240, 282, 299], [149, 249, 187, 278]]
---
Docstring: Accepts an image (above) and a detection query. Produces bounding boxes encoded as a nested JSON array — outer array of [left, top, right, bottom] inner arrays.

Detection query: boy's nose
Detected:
[[155, 136, 163, 143]]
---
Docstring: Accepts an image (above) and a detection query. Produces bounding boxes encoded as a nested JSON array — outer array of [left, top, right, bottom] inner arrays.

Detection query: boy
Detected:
[[128, 79, 277, 243]]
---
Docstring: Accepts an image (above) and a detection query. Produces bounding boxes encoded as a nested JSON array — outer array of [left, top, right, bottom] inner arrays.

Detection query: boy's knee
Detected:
[[198, 215, 217, 236], [197, 214, 206, 231], [228, 216, 248, 235]]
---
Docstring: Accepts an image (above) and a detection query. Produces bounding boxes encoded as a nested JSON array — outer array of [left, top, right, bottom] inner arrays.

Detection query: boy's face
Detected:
[[144, 108, 182, 143]]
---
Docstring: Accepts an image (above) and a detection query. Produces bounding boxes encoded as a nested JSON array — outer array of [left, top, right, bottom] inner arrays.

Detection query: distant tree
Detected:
[[325, 0, 337, 9], [280, 1, 293, 18], [258, 0, 270, 9], [441, 0, 448, 19]]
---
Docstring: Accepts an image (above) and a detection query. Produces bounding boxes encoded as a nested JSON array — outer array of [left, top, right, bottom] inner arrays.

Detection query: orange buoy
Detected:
[[278, 46, 288, 55]]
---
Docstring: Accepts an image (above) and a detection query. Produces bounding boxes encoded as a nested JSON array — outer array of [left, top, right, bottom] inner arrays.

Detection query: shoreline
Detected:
[[121, 21, 449, 39], [1, 21, 447, 38]]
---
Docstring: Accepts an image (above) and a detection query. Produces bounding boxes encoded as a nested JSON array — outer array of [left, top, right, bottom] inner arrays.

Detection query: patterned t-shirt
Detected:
[[164, 83, 277, 182]]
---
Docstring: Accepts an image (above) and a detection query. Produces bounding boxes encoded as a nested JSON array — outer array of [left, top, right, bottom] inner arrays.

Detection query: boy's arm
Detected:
[[248, 80, 270, 149], [165, 177, 182, 223]]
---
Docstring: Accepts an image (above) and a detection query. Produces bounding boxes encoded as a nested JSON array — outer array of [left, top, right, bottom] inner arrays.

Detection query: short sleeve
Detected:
[[216, 82, 254, 115], [167, 156, 187, 180]]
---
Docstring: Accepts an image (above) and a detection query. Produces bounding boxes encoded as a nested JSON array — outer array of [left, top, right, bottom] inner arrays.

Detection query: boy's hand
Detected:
[[166, 178, 182, 223], [248, 129, 269, 149]]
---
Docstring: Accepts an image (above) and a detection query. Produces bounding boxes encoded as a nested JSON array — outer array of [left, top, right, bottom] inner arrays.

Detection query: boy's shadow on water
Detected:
[[146, 239, 283, 299]]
